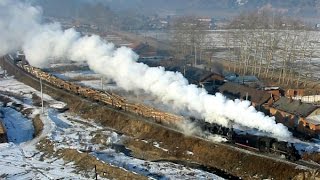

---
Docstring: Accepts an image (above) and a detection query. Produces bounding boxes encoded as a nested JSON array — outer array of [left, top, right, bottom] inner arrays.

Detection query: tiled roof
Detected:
[[233, 76, 259, 83], [165, 65, 213, 83], [272, 97, 318, 117], [218, 82, 271, 105], [139, 60, 224, 84], [131, 43, 156, 55]]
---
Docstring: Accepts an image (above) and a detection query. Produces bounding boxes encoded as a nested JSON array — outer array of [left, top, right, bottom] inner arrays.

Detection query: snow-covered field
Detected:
[[0, 66, 226, 179], [0, 143, 85, 179], [0, 76, 87, 179], [142, 30, 320, 81]]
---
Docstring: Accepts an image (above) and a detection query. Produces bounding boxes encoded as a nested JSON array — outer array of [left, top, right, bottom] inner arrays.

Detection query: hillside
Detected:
[[33, 0, 320, 22]]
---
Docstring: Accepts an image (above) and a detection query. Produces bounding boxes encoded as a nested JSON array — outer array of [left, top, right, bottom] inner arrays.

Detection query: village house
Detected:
[[165, 65, 225, 93], [218, 82, 273, 111], [286, 89, 305, 97], [263, 86, 283, 102], [224, 74, 262, 88], [130, 42, 157, 58], [270, 97, 320, 136]]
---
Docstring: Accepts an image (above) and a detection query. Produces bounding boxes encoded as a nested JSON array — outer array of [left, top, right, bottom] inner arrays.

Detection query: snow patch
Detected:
[[153, 141, 168, 152]]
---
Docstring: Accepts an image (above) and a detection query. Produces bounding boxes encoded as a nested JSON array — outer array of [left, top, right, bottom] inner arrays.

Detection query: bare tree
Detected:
[[170, 16, 209, 66]]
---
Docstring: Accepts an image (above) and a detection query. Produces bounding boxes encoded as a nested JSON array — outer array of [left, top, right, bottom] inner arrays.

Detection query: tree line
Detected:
[[170, 16, 213, 66], [170, 11, 320, 88], [223, 29, 319, 87]]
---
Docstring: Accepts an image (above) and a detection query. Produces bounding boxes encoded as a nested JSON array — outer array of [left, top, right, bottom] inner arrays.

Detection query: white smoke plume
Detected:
[[0, 0, 292, 140]]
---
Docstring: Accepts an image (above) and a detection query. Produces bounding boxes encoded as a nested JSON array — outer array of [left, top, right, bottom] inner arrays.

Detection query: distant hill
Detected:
[[33, 0, 320, 21], [103, 0, 320, 17]]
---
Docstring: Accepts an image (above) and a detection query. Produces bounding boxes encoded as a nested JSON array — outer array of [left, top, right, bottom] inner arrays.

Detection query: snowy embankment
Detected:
[[48, 109, 225, 180], [0, 74, 88, 179]]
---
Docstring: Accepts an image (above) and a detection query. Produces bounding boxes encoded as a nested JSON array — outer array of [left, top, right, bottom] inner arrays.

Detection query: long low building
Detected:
[[218, 82, 273, 111], [270, 97, 320, 136]]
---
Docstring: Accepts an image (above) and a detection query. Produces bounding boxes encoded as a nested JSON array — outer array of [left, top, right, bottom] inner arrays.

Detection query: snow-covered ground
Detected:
[[0, 143, 86, 179], [0, 66, 226, 179], [0, 77, 88, 179]]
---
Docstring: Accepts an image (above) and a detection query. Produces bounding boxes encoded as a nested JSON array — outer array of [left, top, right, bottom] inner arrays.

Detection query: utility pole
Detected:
[[194, 45, 197, 66], [94, 165, 98, 180], [272, 11, 275, 29], [40, 78, 44, 113]]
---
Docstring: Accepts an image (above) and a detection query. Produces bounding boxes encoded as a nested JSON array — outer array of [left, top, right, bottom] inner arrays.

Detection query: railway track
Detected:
[[1, 55, 320, 172]]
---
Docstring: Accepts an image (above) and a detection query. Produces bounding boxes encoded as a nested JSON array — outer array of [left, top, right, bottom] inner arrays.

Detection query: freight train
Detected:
[[8, 56, 300, 161], [15, 61, 183, 126]]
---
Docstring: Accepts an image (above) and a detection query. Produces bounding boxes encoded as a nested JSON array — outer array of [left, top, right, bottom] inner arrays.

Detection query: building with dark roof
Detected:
[[130, 42, 157, 57], [272, 97, 318, 117], [165, 65, 212, 84], [263, 87, 283, 100], [270, 97, 320, 134], [138, 59, 225, 93], [225, 75, 262, 88], [165, 65, 225, 93], [218, 82, 272, 110]]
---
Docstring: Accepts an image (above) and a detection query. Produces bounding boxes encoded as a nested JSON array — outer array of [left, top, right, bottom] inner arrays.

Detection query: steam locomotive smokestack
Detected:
[[0, 0, 292, 140]]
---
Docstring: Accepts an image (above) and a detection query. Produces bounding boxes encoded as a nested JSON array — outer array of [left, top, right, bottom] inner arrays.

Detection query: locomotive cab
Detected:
[[271, 141, 300, 161]]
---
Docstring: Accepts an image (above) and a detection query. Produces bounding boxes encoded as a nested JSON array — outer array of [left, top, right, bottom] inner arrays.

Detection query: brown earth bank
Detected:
[[0, 58, 316, 179], [302, 153, 320, 165], [32, 114, 43, 137]]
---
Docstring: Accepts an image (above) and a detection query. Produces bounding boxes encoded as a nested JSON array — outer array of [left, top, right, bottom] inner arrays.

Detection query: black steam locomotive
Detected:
[[192, 118, 301, 161]]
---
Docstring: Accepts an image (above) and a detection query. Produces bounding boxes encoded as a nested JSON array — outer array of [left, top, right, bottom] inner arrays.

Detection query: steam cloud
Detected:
[[0, 0, 292, 140]]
